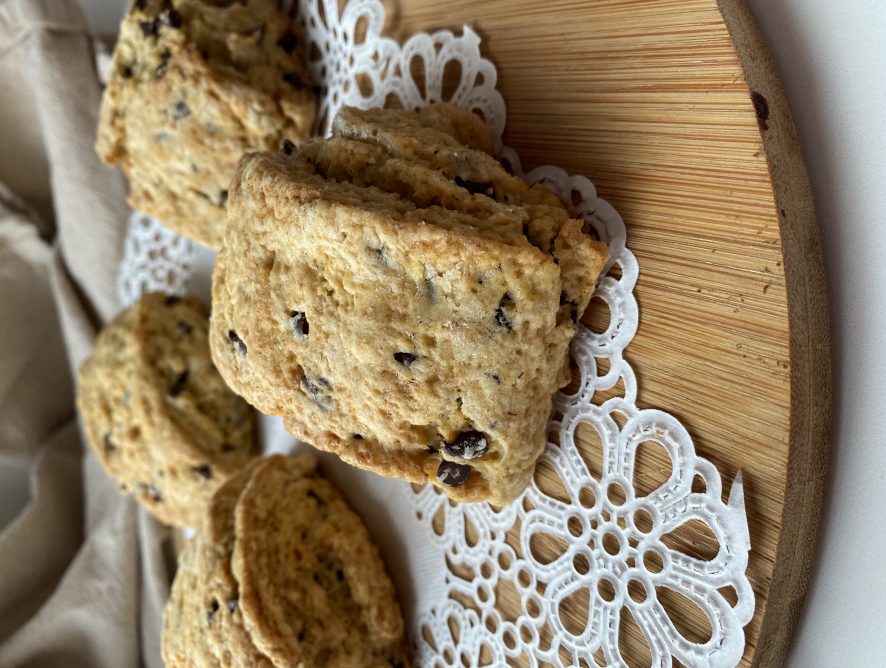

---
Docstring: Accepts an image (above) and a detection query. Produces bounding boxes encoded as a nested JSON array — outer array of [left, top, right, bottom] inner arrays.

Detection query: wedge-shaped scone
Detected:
[[97, 0, 315, 247], [210, 149, 594, 503], [77, 292, 258, 527], [162, 454, 408, 668]]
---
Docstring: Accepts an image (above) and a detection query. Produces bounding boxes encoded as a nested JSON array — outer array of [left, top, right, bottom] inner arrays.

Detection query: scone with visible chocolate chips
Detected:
[[77, 292, 258, 527], [209, 105, 607, 505], [162, 454, 408, 668], [96, 0, 316, 247]]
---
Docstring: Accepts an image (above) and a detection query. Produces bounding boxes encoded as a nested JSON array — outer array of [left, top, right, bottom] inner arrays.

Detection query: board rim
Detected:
[[716, 1, 831, 665]]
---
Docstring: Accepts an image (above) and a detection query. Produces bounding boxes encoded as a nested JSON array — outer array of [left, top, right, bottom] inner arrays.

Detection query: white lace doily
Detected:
[[116, 1, 754, 665]]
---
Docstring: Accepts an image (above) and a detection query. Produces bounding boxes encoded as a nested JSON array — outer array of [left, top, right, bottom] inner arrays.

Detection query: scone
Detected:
[[96, 0, 316, 248], [210, 104, 607, 505], [162, 454, 408, 668], [77, 292, 258, 527]]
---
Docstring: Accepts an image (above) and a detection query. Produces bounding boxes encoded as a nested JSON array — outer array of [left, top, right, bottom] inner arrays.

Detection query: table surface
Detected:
[[77, 0, 886, 664]]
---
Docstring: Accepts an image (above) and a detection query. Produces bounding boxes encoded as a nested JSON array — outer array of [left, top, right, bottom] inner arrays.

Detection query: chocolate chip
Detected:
[[226, 596, 238, 613], [444, 430, 489, 460], [156, 48, 171, 78], [207, 599, 219, 625], [454, 176, 494, 198], [300, 378, 322, 396], [172, 100, 190, 119], [228, 330, 247, 356], [352, 433, 364, 440], [159, 8, 182, 28], [221, 443, 235, 453], [168, 369, 189, 397], [282, 138, 295, 155], [282, 71, 305, 89], [192, 464, 212, 480], [178, 320, 193, 336], [394, 351, 416, 367], [139, 483, 162, 502], [301, 376, 331, 410], [437, 461, 471, 487], [139, 19, 158, 37], [495, 293, 513, 331], [218, 190, 229, 207], [277, 28, 298, 53], [103, 433, 117, 452], [297, 630, 306, 642], [121, 65, 133, 79], [289, 310, 309, 339], [336, 569, 344, 582], [164, 295, 180, 306]]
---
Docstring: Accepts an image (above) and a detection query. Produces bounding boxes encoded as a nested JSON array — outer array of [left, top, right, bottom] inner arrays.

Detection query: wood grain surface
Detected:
[[395, 0, 830, 665]]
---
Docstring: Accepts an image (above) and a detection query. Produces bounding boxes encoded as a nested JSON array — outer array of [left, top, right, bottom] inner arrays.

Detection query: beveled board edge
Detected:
[[716, 1, 831, 665]]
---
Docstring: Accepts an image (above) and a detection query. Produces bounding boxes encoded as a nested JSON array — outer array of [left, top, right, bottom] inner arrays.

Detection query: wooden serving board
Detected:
[[395, 0, 830, 665]]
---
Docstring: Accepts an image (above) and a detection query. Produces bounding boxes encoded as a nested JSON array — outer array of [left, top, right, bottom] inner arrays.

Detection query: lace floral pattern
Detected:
[[118, 211, 194, 307], [116, 1, 754, 664]]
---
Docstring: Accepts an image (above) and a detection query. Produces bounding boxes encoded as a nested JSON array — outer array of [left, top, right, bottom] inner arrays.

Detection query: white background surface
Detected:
[[77, 0, 886, 664]]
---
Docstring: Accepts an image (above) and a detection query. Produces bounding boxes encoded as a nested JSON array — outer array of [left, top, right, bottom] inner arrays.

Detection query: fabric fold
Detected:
[[0, 1, 172, 665]]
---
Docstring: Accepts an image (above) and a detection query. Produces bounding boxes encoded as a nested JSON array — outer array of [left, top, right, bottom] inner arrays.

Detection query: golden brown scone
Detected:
[[162, 454, 408, 668], [162, 458, 275, 668], [77, 292, 258, 527], [96, 0, 316, 247], [208, 104, 606, 504]]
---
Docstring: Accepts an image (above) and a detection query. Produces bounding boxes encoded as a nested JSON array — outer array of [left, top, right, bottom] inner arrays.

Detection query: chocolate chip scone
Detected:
[[96, 0, 316, 248], [162, 457, 274, 668], [162, 454, 408, 668], [210, 101, 607, 503], [77, 292, 258, 527]]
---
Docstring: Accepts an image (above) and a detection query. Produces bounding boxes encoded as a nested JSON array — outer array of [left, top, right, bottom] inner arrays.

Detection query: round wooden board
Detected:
[[393, 0, 830, 665]]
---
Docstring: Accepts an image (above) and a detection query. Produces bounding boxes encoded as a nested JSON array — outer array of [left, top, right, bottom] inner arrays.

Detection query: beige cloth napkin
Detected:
[[0, 1, 171, 665]]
